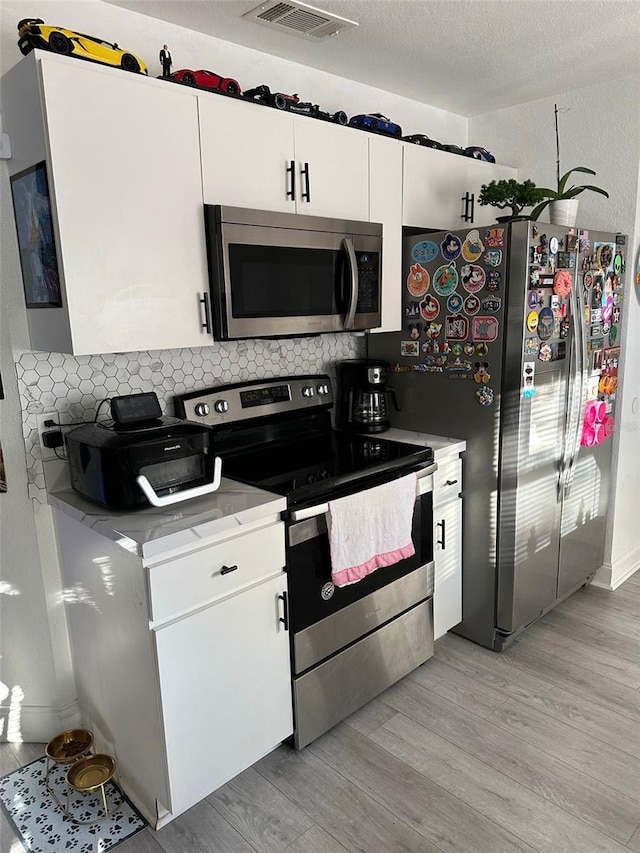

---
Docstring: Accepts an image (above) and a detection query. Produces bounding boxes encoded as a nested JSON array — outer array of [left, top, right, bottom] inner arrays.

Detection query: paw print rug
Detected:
[[0, 757, 146, 852]]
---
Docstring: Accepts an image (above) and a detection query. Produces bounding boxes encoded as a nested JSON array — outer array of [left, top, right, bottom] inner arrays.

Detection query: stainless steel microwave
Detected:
[[203, 205, 383, 340]]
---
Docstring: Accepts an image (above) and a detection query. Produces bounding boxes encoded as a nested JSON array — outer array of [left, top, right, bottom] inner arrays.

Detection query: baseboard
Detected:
[[592, 545, 640, 590], [0, 699, 81, 743]]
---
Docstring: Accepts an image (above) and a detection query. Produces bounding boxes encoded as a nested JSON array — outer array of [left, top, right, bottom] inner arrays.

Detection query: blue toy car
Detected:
[[465, 146, 496, 163], [349, 113, 402, 137]]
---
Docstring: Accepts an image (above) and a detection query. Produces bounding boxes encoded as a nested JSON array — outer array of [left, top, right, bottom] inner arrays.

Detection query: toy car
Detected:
[[243, 85, 348, 125], [465, 146, 496, 163], [168, 68, 241, 95], [17, 18, 147, 74], [402, 134, 443, 150], [440, 143, 468, 157], [349, 113, 402, 137]]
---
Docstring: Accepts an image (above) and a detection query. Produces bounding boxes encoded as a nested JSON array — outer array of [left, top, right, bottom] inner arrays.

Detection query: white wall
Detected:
[[469, 78, 640, 588]]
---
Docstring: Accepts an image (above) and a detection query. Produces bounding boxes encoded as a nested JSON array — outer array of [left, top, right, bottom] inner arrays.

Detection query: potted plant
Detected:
[[478, 179, 542, 221], [530, 104, 609, 226]]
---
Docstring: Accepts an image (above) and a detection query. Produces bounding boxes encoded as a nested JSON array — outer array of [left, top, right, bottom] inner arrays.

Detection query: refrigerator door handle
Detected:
[[562, 274, 588, 496]]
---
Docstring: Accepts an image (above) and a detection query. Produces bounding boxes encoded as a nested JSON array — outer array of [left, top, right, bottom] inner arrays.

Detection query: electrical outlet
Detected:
[[36, 411, 61, 461]]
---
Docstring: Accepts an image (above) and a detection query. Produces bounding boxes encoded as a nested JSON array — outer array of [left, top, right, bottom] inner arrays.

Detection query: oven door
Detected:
[[287, 469, 434, 676], [205, 208, 381, 339]]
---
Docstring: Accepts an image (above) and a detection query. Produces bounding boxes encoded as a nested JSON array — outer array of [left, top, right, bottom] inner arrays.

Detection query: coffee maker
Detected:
[[336, 359, 400, 433]]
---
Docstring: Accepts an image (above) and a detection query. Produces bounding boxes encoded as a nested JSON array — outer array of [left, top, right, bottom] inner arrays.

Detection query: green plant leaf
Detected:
[[530, 199, 551, 220]]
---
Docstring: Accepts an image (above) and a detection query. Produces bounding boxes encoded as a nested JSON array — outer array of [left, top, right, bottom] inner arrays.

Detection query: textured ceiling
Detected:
[[103, 0, 640, 116]]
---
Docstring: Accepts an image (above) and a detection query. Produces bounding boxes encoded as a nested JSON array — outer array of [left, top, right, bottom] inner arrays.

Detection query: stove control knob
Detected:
[[316, 383, 330, 396], [302, 386, 315, 398], [194, 403, 210, 417], [214, 400, 229, 414]]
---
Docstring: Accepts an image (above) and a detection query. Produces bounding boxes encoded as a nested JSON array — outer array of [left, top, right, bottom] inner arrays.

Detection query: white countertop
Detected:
[[49, 478, 287, 561], [382, 429, 466, 460]]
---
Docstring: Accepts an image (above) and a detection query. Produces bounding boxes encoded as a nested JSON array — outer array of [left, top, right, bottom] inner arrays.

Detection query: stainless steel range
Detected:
[[175, 375, 436, 749]]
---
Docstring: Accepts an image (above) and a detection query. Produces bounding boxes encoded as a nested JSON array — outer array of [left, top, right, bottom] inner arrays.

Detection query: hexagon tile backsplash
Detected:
[[17, 334, 365, 503]]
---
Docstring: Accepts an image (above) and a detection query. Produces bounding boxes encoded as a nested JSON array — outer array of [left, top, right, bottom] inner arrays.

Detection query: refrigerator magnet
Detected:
[[614, 253, 622, 275], [411, 240, 439, 264], [538, 343, 552, 362], [401, 341, 419, 357], [464, 342, 475, 355], [553, 269, 573, 297], [481, 296, 502, 313], [523, 362, 536, 398], [485, 228, 505, 248], [407, 322, 422, 340], [433, 263, 459, 296], [440, 233, 462, 261], [475, 386, 495, 406], [475, 342, 489, 357], [473, 362, 491, 383], [425, 321, 442, 339], [484, 250, 502, 267], [527, 311, 539, 332], [472, 316, 499, 342], [557, 251, 571, 269], [444, 314, 469, 340], [463, 295, 481, 316], [527, 291, 539, 309], [407, 263, 430, 298], [452, 343, 463, 356], [419, 295, 441, 322], [405, 301, 420, 318], [549, 236, 559, 254], [487, 271, 501, 291], [524, 338, 538, 355], [461, 264, 486, 293], [461, 230, 484, 262], [447, 292, 464, 313], [446, 357, 472, 374], [566, 233, 579, 252], [537, 307, 555, 340]]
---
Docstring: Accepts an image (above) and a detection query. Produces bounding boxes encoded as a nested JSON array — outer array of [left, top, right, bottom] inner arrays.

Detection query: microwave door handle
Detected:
[[342, 237, 359, 330], [136, 457, 222, 507]]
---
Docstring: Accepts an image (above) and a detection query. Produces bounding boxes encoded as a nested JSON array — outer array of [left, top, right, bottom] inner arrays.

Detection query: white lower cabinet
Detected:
[[433, 455, 463, 639], [154, 573, 292, 817], [54, 509, 291, 827]]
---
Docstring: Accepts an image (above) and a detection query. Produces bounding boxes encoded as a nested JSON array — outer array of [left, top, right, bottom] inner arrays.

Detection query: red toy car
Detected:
[[169, 68, 241, 95]]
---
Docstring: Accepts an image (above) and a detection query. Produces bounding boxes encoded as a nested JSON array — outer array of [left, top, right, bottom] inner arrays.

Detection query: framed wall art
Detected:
[[10, 161, 62, 308]]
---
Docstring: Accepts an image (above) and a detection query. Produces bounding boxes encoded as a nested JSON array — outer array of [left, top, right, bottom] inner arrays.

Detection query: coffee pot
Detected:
[[336, 359, 400, 433]]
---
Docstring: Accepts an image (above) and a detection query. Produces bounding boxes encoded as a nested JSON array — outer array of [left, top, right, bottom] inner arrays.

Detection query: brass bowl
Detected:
[[45, 729, 94, 764], [66, 754, 116, 793]]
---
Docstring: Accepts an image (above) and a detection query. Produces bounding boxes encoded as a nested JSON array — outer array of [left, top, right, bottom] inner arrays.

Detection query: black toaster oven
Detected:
[[66, 417, 215, 510]]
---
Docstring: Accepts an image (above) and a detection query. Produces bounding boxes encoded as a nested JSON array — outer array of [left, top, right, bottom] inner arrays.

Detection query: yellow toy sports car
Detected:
[[17, 18, 147, 75]]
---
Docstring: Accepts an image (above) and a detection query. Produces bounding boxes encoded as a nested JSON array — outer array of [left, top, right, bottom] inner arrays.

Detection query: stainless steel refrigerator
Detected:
[[368, 220, 626, 650]]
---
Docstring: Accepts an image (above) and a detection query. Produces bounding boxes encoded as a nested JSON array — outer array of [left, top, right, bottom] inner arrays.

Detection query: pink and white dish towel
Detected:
[[327, 472, 417, 587]]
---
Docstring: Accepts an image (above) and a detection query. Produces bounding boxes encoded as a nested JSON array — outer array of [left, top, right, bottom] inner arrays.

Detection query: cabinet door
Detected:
[[154, 574, 292, 818], [40, 59, 209, 354], [465, 161, 518, 226], [433, 497, 462, 640], [368, 135, 403, 333], [199, 96, 296, 212], [293, 118, 369, 220], [403, 145, 470, 228]]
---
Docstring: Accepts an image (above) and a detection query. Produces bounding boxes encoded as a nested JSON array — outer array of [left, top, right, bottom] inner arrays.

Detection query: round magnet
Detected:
[[596, 244, 613, 269], [475, 342, 489, 357], [549, 236, 559, 254], [527, 311, 539, 332], [407, 263, 430, 298], [614, 253, 622, 275], [553, 269, 573, 297], [452, 343, 463, 356], [538, 307, 554, 340], [475, 386, 494, 406], [441, 233, 462, 261], [461, 264, 486, 293], [433, 263, 459, 296], [464, 342, 475, 356], [447, 292, 464, 313], [584, 272, 594, 289], [464, 295, 481, 316], [461, 230, 484, 262], [411, 240, 439, 264], [419, 295, 441, 322]]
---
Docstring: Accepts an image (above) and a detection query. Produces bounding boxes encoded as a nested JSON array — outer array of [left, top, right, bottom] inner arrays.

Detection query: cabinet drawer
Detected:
[[433, 457, 462, 508], [149, 523, 285, 623]]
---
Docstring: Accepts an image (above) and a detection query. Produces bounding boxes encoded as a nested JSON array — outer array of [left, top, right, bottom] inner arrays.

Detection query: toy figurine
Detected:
[[159, 44, 172, 77]]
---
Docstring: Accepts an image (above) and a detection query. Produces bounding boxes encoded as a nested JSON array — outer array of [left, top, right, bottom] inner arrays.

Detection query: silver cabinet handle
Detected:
[[137, 457, 222, 507]]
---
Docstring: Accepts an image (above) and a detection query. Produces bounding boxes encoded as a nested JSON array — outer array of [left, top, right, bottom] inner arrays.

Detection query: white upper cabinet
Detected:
[[199, 96, 296, 212], [403, 144, 517, 229], [199, 95, 369, 220], [368, 135, 403, 333], [4, 53, 210, 355]]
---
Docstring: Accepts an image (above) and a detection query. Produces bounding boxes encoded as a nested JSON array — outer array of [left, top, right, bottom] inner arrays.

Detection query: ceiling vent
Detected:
[[242, 1, 358, 41]]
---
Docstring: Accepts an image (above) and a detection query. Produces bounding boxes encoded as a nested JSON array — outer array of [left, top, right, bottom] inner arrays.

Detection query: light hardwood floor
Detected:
[[3, 574, 640, 853]]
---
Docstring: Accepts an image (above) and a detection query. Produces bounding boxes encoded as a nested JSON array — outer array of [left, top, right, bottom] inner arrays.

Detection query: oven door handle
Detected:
[[342, 237, 359, 331], [289, 464, 437, 521], [136, 457, 222, 507]]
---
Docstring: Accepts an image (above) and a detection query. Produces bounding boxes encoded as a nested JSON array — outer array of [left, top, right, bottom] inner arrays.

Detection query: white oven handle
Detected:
[[136, 456, 222, 507], [289, 464, 437, 521]]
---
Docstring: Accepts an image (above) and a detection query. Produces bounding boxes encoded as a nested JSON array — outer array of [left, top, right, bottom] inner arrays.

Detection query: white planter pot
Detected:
[[548, 199, 579, 226]]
